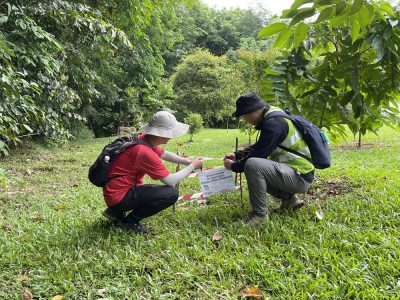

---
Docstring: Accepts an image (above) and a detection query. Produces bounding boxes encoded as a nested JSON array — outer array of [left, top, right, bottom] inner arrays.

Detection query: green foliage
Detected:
[[0, 0, 134, 153], [185, 113, 204, 141], [230, 48, 280, 95], [163, 2, 270, 74], [259, 0, 400, 145], [172, 49, 243, 126]]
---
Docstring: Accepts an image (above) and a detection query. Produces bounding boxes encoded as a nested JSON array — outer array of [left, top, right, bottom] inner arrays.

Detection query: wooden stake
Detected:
[[234, 137, 244, 209], [234, 137, 239, 185], [173, 149, 181, 212]]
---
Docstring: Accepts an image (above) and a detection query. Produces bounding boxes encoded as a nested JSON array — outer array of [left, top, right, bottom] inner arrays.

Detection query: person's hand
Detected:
[[224, 153, 236, 160], [223, 159, 233, 170], [191, 157, 204, 170]]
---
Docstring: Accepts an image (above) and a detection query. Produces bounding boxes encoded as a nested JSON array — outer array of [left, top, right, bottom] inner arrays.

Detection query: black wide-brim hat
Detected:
[[234, 93, 268, 117]]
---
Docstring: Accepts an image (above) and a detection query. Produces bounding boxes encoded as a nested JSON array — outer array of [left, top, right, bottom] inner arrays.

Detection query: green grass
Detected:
[[1, 128, 399, 299]]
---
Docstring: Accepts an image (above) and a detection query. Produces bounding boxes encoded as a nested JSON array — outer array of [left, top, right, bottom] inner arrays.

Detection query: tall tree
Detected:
[[172, 49, 242, 126]]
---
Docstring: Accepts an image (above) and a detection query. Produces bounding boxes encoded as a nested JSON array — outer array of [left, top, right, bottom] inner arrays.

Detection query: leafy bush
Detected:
[[67, 120, 94, 141]]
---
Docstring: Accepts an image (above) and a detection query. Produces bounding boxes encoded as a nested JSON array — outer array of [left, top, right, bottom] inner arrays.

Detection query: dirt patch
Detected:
[[306, 177, 358, 201], [333, 141, 391, 151]]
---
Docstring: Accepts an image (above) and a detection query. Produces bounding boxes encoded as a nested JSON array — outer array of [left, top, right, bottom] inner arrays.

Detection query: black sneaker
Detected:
[[117, 221, 149, 234], [102, 207, 124, 223]]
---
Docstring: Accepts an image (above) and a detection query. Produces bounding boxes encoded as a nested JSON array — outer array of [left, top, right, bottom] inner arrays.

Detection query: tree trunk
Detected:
[[358, 130, 362, 148]]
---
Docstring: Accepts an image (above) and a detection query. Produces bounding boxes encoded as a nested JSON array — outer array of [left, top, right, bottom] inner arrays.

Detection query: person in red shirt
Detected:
[[103, 111, 203, 233]]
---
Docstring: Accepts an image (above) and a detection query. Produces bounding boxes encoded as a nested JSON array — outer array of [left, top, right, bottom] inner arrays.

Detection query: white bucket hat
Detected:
[[140, 111, 189, 138]]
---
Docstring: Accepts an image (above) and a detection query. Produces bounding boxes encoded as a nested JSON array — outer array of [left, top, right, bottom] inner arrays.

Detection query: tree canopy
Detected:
[[258, 0, 400, 144]]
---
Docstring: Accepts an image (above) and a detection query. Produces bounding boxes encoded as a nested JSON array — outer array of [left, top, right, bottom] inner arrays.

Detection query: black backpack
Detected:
[[266, 110, 331, 169], [88, 134, 154, 187]]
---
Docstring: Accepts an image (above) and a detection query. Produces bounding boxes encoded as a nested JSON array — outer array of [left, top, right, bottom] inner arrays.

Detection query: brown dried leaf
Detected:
[[240, 286, 263, 299], [22, 289, 33, 300], [212, 230, 222, 242], [31, 215, 44, 222]]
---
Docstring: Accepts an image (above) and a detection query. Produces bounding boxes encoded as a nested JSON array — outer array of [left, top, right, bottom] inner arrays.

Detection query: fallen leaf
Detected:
[[212, 230, 222, 241], [97, 288, 107, 296], [59, 194, 68, 199], [240, 286, 263, 299], [26, 169, 32, 176], [22, 289, 33, 300], [316, 209, 324, 220], [31, 215, 44, 222], [53, 205, 66, 211], [52, 295, 64, 300]]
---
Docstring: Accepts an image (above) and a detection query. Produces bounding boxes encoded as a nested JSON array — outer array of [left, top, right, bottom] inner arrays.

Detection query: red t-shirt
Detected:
[[103, 134, 170, 206]]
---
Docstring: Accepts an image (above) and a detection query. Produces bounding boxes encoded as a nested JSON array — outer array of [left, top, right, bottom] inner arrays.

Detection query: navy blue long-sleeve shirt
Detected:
[[232, 115, 288, 173]]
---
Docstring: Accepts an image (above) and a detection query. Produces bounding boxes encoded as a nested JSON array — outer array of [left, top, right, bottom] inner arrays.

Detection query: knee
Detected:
[[244, 158, 259, 174], [165, 186, 179, 203]]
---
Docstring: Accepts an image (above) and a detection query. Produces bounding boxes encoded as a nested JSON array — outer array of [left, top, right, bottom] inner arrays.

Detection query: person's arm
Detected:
[[230, 117, 288, 173], [235, 145, 254, 159], [161, 158, 203, 186], [161, 151, 191, 165]]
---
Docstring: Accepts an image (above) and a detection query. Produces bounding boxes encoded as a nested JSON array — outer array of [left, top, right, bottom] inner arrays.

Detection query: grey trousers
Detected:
[[244, 158, 311, 217]]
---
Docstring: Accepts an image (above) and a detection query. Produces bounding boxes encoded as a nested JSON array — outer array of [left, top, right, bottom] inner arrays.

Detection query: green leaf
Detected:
[[294, 22, 308, 49], [349, 0, 364, 16], [358, 4, 374, 29], [290, 0, 314, 10], [335, 2, 347, 16], [371, 35, 385, 61], [380, 2, 394, 17], [23, 124, 33, 133], [315, 0, 342, 5], [0, 16, 8, 24], [340, 90, 355, 106], [351, 18, 361, 44], [330, 13, 347, 27], [315, 7, 334, 23], [289, 8, 316, 26], [257, 23, 288, 39], [274, 28, 293, 49]]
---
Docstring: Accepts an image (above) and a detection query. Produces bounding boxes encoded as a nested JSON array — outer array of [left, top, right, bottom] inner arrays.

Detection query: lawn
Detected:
[[0, 128, 399, 299]]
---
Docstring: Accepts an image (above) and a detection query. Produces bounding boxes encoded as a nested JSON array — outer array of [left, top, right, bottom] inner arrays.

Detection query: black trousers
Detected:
[[109, 184, 178, 224]]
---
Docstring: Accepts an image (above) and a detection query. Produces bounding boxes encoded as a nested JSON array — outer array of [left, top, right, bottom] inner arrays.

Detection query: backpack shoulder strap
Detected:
[[131, 133, 156, 151], [264, 110, 291, 121], [264, 110, 312, 163]]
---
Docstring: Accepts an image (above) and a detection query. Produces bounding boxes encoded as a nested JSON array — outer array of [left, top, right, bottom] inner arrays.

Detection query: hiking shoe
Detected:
[[117, 221, 149, 234], [277, 195, 305, 212], [241, 212, 266, 226], [102, 207, 124, 223]]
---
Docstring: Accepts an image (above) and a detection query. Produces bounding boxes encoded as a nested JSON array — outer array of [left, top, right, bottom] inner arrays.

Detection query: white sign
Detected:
[[198, 167, 236, 197]]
